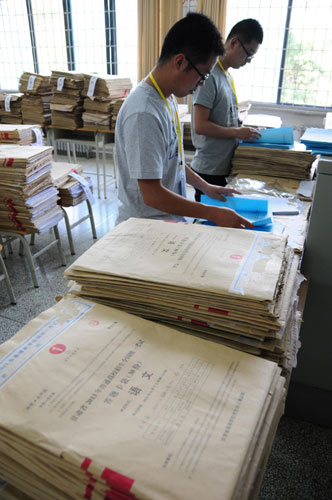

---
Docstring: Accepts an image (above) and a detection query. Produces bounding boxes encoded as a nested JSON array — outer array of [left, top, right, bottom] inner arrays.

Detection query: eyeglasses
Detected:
[[237, 38, 255, 61], [185, 56, 210, 83]]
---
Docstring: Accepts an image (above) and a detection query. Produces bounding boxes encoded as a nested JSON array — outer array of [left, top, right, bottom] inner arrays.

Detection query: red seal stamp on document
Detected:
[[49, 344, 66, 354], [89, 320, 100, 327], [230, 254, 243, 260]]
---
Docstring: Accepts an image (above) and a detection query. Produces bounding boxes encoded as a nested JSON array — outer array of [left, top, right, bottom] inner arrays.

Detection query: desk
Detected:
[[46, 126, 116, 199]]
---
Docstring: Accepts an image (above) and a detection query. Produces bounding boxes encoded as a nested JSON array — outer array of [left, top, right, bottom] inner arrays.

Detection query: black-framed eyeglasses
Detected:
[[185, 56, 210, 83], [237, 38, 255, 61]]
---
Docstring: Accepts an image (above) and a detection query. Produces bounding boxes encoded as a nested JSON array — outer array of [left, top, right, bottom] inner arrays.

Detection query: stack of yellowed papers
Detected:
[[19, 72, 52, 126], [65, 218, 304, 370], [0, 294, 285, 500], [83, 74, 132, 99], [51, 161, 92, 207], [231, 145, 316, 180], [0, 93, 24, 124], [50, 70, 85, 129], [0, 124, 43, 146], [0, 145, 62, 233]]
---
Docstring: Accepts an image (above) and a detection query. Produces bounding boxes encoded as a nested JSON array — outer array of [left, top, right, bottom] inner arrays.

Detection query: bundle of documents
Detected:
[[18, 72, 52, 95], [0, 93, 23, 124], [0, 124, 43, 146], [0, 145, 62, 233], [83, 74, 132, 99], [19, 72, 52, 126], [82, 96, 125, 131], [51, 161, 92, 207], [50, 70, 85, 129], [300, 127, 332, 155], [0, 294, 286, 500], [65, 218, 304, 370], [231, 145, 316, 180], [110, 98, 126, 132]]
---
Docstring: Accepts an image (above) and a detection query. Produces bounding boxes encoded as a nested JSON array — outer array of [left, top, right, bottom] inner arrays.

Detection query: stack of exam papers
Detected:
[[0, 124, 43, 146], [50, 70, 85, 129], [65, 218, 304, 370], [19, 72, 52, 126], [0, 145, 62, 233], [83, 74, 132, 99], [0, 93, 23, 124], [231, 144, 316, 180], [0, 294, 286, 500], [51, 162, 93, 207], [300, 127, 332, 155]]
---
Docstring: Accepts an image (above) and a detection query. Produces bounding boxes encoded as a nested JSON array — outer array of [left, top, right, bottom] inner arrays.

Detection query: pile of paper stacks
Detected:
[[0, 145, 62, 233], [51, 161, 93, 207], [231, 146, 316, 180], [0, 93, 23, 124], [19, 72, 52, 126], [82, 74, 132, 130], [0, 124, 43, 146], [50, 70, 85, 129], [0, 294, 286, 500], [65, 218, 304, 372]]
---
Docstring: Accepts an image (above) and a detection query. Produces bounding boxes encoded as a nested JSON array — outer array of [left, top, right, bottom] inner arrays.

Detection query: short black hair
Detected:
[[159, 12, 225, 65], [227, 18, 263, 44]]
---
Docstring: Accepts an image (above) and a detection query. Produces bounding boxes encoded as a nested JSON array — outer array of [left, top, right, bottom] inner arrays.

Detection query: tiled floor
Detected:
[[0, 156, 332, 499]]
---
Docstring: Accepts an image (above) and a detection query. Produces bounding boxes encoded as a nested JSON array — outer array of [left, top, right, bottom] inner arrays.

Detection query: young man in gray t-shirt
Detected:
[[191, 19, 263, 201], [115, 13, 253, 230]]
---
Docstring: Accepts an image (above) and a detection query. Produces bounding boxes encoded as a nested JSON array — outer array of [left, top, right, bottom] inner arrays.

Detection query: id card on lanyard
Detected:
[[149, 72, 186, 197]]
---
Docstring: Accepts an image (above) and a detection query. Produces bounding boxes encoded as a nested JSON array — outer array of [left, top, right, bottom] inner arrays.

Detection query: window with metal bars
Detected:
[[0, 0, 137, 91], [226, 0, 332, 110]]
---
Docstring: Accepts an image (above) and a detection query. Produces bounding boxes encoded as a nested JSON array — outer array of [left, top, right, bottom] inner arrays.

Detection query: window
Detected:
[[225, 0, 332, 109], [0, 0, 137, 91]]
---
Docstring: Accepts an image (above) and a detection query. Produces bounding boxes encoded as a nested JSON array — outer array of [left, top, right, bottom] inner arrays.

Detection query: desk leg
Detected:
[[95, 133, 101, 198]]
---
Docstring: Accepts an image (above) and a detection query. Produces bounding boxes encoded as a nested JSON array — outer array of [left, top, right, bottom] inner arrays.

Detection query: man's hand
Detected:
[[237, 126, 261, 141], [204, 183, 241, 202], [207, 206, 253, 229]]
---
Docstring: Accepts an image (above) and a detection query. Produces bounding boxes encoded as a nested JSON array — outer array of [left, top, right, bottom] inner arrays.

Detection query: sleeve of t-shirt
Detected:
[[192, 75, 217, 110], [120, 111, 168, 180]]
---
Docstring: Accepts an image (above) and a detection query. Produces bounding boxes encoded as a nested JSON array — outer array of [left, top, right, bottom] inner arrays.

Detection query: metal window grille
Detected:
[[226, 0, 332, 110], [0, 0, 137, 91]]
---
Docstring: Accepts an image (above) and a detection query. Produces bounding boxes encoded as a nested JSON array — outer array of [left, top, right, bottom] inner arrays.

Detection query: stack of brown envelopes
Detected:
[[0, 145, 62, 233], [65, 218, 304, 372], [0, 124, 43, 146], [0, 294, 286, 500], [19, 72, 52, 126], [50, 70, 85, 129], [0, 93, 24, 124]]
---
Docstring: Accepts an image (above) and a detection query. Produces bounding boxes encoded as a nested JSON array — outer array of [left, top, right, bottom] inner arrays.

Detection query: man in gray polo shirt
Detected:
[[191, 19, 263, 201], [115, 13, 253, 230]]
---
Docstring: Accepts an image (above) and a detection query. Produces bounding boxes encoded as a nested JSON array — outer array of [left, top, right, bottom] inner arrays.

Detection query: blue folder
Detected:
[[200, 195, 273, 228], [241, 126, 294, 149]]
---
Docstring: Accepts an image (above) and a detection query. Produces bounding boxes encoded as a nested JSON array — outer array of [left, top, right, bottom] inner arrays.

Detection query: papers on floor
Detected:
[[0, 145, 62, 233], [231, 143, 316, 180], [0, 93, 23, 124], [19, 72, 52, 126], [65, 218, 304, 371], [0, 294, 286, 500], [300, 127, 332, 155], [50, 70, 85, 129], [51, 161, 93, 206], [0, 124, 43, 146], [241, 126, 294, 149]]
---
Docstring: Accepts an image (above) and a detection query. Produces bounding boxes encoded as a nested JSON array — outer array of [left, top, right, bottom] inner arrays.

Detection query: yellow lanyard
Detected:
[[217, 60, 238, 106], [149, 72, 183, 169]]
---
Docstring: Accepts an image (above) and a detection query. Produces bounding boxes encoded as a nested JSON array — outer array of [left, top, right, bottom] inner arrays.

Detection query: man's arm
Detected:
[[138, 178, 252, 229], [193, 103, 261, 141]]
